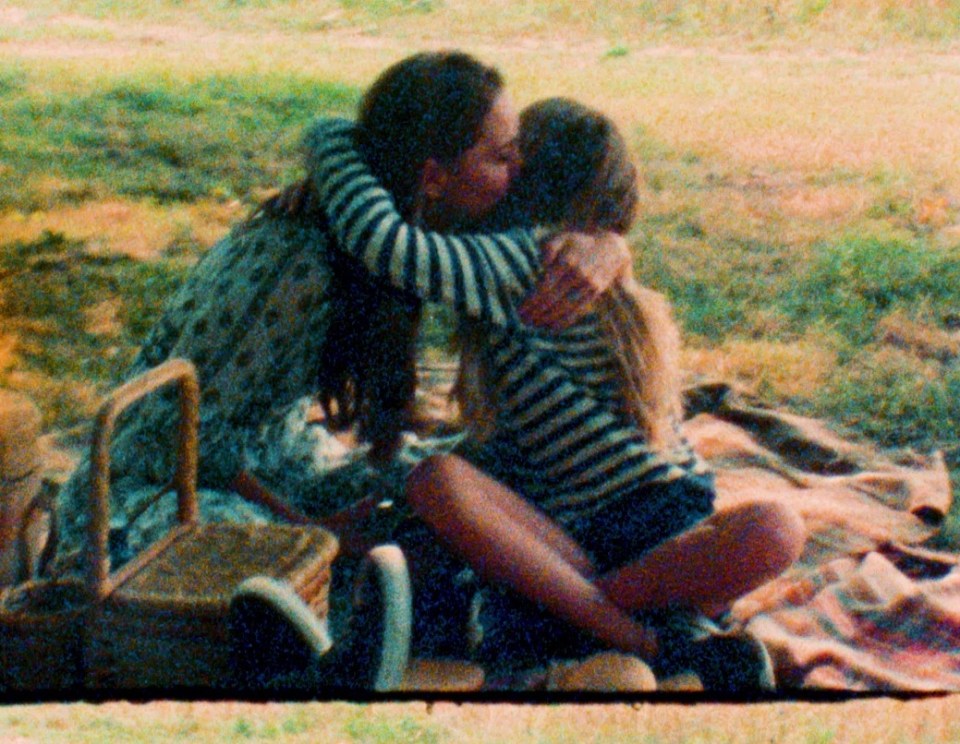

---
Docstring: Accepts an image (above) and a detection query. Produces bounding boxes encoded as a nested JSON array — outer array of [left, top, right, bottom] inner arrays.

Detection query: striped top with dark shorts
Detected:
[[306, 118, 715, 575]]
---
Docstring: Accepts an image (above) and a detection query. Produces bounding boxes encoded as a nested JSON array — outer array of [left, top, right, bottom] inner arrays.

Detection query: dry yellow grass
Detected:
[[1, 697, 959, 743], [0, 334, 18, 377], [0, 199, 245, 261], [5, 8, 960, 190], [878, 310, 960, 363], [684, 337, 839, 400]]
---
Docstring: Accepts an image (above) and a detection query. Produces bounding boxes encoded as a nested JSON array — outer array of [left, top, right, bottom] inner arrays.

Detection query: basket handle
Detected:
[[87, 358, 200, 601]]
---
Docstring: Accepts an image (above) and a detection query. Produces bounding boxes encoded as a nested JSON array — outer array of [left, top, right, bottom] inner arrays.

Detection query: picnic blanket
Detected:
[[411, 372, 960, 692], [681, 382, 960, 692], [22, 371, 960, 693]]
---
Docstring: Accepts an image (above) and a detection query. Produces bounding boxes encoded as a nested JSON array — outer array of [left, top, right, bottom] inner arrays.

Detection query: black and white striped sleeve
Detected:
[[303, 118, 541, 327]]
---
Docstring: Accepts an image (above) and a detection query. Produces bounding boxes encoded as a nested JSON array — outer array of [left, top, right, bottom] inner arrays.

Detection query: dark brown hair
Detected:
[[316, 52, 504, 461], [355, 51, 504, 219]]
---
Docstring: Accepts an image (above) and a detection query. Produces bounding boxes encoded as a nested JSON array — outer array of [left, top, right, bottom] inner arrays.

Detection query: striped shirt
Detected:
[[305, 118, 709, 525]]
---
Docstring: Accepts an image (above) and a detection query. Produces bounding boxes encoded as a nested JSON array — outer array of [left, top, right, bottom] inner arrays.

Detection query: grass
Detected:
[[0, 73, 357, 212], [2, 698, 960, 743], [2, 1, 960, 738], [0, 230, 190, 430], [18, 0, 960, 44], [2, 0, 959, 502], [0, 69, 357, 429]]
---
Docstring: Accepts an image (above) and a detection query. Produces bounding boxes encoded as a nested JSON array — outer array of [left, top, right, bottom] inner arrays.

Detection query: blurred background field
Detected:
[[1, 0, 960, 737]]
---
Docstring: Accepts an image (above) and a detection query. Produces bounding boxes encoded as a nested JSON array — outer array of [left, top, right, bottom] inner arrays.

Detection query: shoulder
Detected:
[[169, 216, 329, 301], [302, 116, 357, 154]]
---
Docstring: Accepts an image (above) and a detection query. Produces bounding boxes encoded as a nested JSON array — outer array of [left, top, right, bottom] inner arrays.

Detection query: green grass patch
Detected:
[[0, 65, 28, 95], [338, 0, 439, 17], [818, 347, 960, 453], [345, 711, 445, 744], [637, 228, 796, 340], [0, 71, 358, 211], [636, 217, 960, 521], [780, 236, 960, 346], [603, 44, 630, 59]]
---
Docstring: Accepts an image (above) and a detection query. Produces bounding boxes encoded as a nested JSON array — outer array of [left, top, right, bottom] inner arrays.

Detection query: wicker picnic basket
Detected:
[[0, 445, 87, 692], [0, 360, 338, 692], [71, 358, 337, 691], [85, 523, 337, 690], [0, 575, 88, 692]]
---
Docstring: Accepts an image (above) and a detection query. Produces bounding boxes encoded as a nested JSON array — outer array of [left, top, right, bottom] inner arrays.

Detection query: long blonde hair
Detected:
[[457, 98, 684, 450], [597, 281, 684, 450]]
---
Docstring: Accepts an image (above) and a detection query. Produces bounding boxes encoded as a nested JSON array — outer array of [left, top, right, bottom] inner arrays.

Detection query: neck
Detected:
[[419, 198, 477, 232]]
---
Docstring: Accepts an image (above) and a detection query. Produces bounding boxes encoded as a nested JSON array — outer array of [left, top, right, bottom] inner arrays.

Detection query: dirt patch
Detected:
[[83, 299, 122, 337], [0, 7, 28, 26]]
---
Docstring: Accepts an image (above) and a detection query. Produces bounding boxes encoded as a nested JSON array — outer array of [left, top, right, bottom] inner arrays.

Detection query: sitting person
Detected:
[[297, 97, 806, 688], [48, 52, 630, 691], [51, 52, 624, 569]]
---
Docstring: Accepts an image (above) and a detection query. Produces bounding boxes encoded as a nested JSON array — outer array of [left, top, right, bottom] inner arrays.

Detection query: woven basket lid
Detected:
[[0, 390, 40, 480]]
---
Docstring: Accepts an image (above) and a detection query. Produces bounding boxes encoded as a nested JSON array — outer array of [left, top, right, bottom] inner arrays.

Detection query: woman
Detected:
[[303, 100, 806, 684], [52, 52, 626, 569]]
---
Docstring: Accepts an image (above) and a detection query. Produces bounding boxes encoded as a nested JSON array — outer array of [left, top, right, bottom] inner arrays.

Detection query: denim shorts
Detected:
[[391, 471, 715, 667], [459, 437, 716, 574], [391, 516, 601, 671], [565, 472, 716, 575], [472, 472, 716, 673]]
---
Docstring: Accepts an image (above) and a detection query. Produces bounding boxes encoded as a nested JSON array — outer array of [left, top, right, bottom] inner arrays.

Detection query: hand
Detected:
[[518, 231, 631, 331]]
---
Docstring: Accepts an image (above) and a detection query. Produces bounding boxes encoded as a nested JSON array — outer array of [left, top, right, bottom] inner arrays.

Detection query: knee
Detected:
[[738, 499, 807, 573], [406, 454, 463, 513], [717, 499, 806, 581]]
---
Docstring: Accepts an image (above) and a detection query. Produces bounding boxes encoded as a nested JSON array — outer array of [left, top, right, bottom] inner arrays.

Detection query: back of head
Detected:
[[508, 98, 684, 450], [508, 97, 638, 233]]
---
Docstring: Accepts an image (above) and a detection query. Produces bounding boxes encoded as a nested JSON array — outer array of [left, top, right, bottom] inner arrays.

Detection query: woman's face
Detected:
[[433, 92, 521, 224]]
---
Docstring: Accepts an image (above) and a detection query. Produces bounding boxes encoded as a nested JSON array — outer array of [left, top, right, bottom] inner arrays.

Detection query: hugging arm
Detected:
[[519, 231, 632, 331], [304, 118, 539, 327], [303, 118, 631, 329], [304, 121, 694, 510]]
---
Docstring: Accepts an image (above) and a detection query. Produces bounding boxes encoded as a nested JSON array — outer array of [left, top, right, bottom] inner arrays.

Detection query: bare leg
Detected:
[[416, 457, 596, 577], [406, 454, 805, 655], [406, 455, 656, 657], [596, 499, 806, 617]]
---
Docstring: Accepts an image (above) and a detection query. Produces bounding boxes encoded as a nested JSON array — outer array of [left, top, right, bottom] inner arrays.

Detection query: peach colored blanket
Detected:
[[683, 383, 959, 691]]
